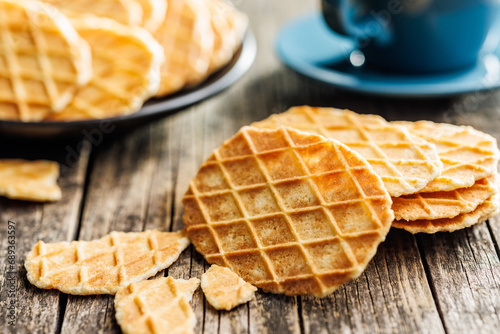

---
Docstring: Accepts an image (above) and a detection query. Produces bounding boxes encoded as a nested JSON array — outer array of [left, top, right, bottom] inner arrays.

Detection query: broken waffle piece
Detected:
[[0, 159, 61, 202], [115, 277, 200, 334], [201, 264, 257, 310], [24, 230, 190, 295], [183, 126, 394, 297]]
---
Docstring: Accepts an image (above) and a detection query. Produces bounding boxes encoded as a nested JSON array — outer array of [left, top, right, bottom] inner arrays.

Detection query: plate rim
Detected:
[[276, 13, 500, 98]]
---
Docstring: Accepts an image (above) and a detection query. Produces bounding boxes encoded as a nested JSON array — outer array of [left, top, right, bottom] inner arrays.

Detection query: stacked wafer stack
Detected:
[[182, 105, 500, 297], [0, 0, 248, 122]]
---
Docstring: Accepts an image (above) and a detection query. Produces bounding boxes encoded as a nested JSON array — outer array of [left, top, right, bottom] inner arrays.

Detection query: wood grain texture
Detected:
[[0, 142, 90, 334], [302, 229, 444, 334], [2, 0, 500, 333]]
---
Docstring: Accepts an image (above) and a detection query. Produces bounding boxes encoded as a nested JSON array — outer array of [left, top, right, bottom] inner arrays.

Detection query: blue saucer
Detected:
[[276, 13, 500, 97]]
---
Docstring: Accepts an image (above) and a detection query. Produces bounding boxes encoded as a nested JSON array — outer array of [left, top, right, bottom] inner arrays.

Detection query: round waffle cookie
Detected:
[[393, 120, 500, 193], [253, 106, 443, 197], [46, 17, 163, 121], [392, 176, 498, 221], [393, 193, 500, 234], [41, 0, 143, 26], [206, 0, 248, 73], [153, 0, 214, 96], [0, 0, 92, 121], [182, 126, 394, 297]]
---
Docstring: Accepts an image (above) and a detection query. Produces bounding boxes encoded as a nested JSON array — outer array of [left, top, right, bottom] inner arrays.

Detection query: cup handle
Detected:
[[321, 0, 389, 43]]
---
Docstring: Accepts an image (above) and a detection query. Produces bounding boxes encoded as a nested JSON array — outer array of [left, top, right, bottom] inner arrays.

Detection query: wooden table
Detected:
[[2, 0, 500, 333]]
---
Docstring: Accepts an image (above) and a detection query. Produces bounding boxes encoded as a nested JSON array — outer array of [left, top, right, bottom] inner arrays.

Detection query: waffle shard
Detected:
[[0, 159, 61, 201], [115, 277, 200, 334], [25, 230, 190, 295], [201, 264, 257, 310]]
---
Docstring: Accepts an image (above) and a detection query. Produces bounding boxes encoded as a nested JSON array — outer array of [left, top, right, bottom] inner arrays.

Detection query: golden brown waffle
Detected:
[[45, 17, 163, 121], [201, 264, 257, 310], [154, 0, 214, 96], [41, 0, 143, 26], [115, 277, 199, 334], [0, 0, 92, 121], [0, 159, 61, 201], [206, 0, 248, 73], [183, 126, 394, 297], [393, 120, 500, 192], [393, 193, 500, 234], [392, 176, 498, 221], [253, 106, 443, 197], [136, 0, 167, 33], [25, 230, 190, 295]]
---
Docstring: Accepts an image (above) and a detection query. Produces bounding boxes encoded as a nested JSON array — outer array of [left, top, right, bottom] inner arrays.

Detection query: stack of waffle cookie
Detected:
[[0, 0, 248, 122], [182, 105, 500, 297]]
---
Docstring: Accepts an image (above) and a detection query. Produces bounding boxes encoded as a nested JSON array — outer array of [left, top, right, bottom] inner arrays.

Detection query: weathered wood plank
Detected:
[[59, 124, 170, 333], [417, 225, 500, 334], [0, 141, 90, 334], [301, 229, 444, 334]]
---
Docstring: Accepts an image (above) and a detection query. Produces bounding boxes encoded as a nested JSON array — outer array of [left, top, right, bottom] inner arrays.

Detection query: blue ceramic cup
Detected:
[[321, 0, 500, 72]]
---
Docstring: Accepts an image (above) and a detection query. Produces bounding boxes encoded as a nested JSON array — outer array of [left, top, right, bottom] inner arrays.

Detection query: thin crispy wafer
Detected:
[[253, 106, 443, 197], [153, 0, 214, 96], [46, 17, 163, 121], [115, 277, 199, 334], [393, 193, 500, 234], [183, 126, 394, 297], [25, 230, 190, 295], [41, 0, 143, 26], [136, 0, 167, 33], [201, 264, 257, 310], [393, 120, 499, 192], [206, 0, 248, 73], [0, 0, 92, 121], [0, 159, 61, 201], [392, 176, 497, 221]]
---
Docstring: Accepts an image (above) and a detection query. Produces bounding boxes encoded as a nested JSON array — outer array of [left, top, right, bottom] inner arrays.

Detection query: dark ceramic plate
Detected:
[[0, 30, 257, 139]]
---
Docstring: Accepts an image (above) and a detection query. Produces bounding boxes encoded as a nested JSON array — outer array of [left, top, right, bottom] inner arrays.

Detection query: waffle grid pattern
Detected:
[[392, 177, 497, 221], [47, 17, 163, 120], [183, 127, 394, 297], [41, 0, 143, 26], [253, 106, 443, 197], [0, 0, 91, 121], [25, 230, 189, 294], [394, 120, 500, 192], [136, 0, 167, 33], [207, 0, 248, 72], [115, 277, 198, 334], [154, 0, 214, 96], [394, 193, 500, 234]]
